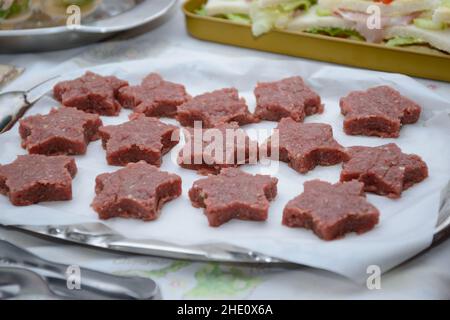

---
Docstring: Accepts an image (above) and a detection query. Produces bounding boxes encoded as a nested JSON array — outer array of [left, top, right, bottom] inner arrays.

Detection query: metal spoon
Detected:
[[0, 240, 161, 300], [0, 267, 62, 300], [0, 75, 60, 133]]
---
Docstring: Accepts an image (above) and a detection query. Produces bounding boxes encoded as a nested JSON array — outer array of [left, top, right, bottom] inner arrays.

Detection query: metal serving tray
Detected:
[[183, 0, 450, 83], [0, 0, 177, 53], [1, 89, 449, 264], [5, 201, 450, 264], [0, 77, 449, 264]]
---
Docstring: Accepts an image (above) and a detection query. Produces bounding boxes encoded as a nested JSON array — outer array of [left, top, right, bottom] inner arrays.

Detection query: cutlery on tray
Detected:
[[0, 240, 161, 300], [0, 75, 60, 133]]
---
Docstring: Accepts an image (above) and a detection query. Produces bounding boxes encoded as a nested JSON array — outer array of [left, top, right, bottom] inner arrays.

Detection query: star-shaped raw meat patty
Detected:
[[98, 114, 179, 166], [283, 180, 380, 240], [176, 88, 258, 128], [265, 117, 348, 173], [118, 73, 190, 118], [53, 71, 129, 116], [178, 122, 259, 175], [19, 107, 102, 155], [340, 143, 428, 198], [340, 86, 421, 138], [189, 168, 278, 227], [0, 155, 77, 206], [254, 76, 323, 122], [92, 161, 182, 221]]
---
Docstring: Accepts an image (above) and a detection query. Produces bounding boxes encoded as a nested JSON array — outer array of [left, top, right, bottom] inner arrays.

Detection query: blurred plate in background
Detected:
[[0, 0, 177, 53]]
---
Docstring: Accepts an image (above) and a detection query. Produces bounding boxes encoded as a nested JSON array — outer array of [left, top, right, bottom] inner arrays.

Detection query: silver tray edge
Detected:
[[0, 0, 178, 36], [4, 183, 450, 265]]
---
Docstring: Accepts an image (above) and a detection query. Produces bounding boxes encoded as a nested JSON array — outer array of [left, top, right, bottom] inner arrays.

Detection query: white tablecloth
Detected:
[[1, 2, 449, 299]]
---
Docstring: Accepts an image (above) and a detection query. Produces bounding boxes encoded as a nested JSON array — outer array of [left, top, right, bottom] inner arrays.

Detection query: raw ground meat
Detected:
[[0, 155, 77, 206], [340, 86, 421, 138], [264, 117, 348, 173], [19, 107, 102, 155], [176, 88, 258, 128], [118, 73, 190, 118], [189, 168, 278, 227], [283, 180, 380, 241], [178, 122, 259, 175], [92, 161, 182, 221], [99, 114, 179, 166], [254, 76, 323, 122], [53, 71, 129, 116], [341, 143, 428, 198]]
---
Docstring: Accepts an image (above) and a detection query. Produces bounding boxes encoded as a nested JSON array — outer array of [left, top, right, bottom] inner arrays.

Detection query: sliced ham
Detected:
[[335, 9, 422, 43]]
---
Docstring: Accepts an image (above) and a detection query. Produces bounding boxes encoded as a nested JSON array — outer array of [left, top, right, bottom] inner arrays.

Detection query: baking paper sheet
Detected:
[[1, 50, 450, 282]]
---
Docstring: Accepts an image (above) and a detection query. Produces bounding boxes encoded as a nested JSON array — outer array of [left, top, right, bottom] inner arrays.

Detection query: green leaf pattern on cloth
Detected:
[[186, 263, 262, 298]]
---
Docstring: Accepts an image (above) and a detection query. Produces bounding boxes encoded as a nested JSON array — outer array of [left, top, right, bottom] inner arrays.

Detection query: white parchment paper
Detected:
[[1, 50, 449, 282]]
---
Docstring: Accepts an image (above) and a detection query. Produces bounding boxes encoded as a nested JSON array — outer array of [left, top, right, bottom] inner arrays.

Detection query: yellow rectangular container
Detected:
[[184, 0, 450, 83]]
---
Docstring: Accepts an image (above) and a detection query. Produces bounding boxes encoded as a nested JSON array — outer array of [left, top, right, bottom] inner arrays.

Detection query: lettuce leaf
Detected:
[[442, 0, 450, 8], [194, 4, 207, 16], [194, 5, 250, 24], [280, 0, 316, 12], [224, 13, 251, 24], [250, 5, 288, 36], [386, 36, 425, 47], [195, 1, 317, 36], [0, 0, 29, 20], [250, 0, 316, 36], [62, 0, 95, 6], [306, 27, 365, 40]]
